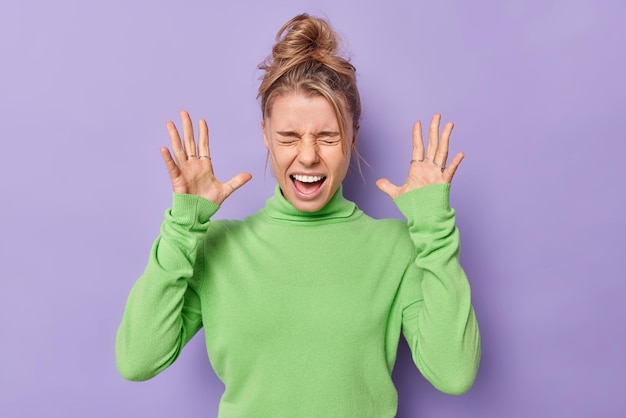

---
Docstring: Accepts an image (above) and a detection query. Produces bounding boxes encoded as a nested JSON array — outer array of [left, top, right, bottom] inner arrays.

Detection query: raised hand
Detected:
[[376, 114, 464, 200], [160, 110, 252, 205]]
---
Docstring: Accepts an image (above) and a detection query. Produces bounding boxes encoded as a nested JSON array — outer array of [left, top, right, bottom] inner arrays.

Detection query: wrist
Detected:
[[170, 193, 220, 228], [393, 184, 451, 220]]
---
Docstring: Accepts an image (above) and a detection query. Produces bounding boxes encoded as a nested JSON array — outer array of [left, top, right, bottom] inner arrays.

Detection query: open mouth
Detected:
[[290, 174, 327, 197]]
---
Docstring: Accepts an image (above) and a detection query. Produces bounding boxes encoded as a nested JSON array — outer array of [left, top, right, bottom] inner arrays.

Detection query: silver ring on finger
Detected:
[[199, 155, 210, 159], [188, 154, 197, 158], [432, 160, 445, 171], [410, 159, 424, 164]]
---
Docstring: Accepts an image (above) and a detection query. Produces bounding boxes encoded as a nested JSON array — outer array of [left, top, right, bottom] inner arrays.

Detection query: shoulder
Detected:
[[362, 215, 408, 233], [205, 218, 247, 236], [353, 213, 413, 247], [203, 209, 269, 240]]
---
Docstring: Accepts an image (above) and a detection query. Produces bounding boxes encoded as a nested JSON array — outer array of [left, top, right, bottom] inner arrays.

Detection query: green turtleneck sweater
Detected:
[[116, 184, 480, 417]]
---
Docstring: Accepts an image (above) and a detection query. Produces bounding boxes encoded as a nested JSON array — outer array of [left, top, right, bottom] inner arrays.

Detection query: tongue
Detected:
[[294, 179, 323, 195]]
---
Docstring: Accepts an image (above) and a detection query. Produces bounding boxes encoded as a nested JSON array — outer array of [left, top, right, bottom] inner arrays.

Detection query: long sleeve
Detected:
[[394, 184, 481, 395], [115, 193, 219, 381]]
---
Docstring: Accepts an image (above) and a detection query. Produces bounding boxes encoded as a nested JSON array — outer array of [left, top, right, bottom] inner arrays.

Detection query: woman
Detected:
[[116, 13, 480, 417]]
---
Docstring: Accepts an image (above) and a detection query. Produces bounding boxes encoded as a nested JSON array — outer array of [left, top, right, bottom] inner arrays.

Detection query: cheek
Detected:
[[331, 150, 351, 172], [268, 147, 290, 171]]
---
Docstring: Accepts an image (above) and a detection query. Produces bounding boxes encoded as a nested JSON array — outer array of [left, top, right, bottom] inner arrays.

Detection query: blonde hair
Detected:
[[258, 14, 362, 158]]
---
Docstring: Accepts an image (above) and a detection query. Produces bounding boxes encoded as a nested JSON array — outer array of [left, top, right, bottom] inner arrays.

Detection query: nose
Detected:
[[297, 139, 319, 166]]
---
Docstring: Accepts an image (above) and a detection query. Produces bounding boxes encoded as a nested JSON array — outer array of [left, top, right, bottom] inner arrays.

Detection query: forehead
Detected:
[[267, 93, 340, 130]]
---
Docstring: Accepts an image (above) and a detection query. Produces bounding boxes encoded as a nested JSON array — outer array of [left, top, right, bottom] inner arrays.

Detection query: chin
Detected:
[[290, 197, 329, 213]]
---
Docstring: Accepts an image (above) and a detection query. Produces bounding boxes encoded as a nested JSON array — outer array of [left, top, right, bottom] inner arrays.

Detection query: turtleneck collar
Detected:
[[261, 185, 359, 223]]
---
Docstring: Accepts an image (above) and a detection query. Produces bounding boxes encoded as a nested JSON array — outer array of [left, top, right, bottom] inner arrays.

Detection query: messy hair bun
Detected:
[[272, 14, 337, 64], [258, 14, 361, 147]]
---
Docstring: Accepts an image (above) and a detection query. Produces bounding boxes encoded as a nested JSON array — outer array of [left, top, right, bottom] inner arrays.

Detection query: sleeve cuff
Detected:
[[393, 184, 451, 221], [169, 193, 220, 229]]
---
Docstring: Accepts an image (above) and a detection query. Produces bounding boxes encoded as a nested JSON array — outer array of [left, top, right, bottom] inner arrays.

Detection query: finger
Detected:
[[198, 119, 211, 162], [180, 110, 197, 158], [425, 114, 441, 161], [225, 172, 253, 194], [435, 121, 453, 167], [443, 152, 464, 183], [375, 178, 400, 200], [166, 121, 186, 165], [411, 120, 424, 161], [160, 147, 181, 181]]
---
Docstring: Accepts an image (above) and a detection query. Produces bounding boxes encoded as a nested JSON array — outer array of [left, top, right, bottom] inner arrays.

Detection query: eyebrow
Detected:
[[276, 131, 299, 137], [317, 131, 340, 137], [276, 131, 340, 137]]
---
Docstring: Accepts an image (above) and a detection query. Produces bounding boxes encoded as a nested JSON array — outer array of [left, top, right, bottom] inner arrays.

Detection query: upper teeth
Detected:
[[293, 174, 324, 183]]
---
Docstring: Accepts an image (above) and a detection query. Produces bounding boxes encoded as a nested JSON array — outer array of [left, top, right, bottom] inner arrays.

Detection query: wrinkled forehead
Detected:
[[266, 93, 340, 130]]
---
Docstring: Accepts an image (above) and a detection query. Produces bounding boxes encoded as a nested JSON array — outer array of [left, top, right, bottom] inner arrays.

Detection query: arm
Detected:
[[116, 111, 251, 381], [395, 184, 480, 394], [378, 115, 480, 393], [115, 194, 219, 381]]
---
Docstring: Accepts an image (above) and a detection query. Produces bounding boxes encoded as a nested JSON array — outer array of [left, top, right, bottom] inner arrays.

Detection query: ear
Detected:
[[261, 119, 269, 149]]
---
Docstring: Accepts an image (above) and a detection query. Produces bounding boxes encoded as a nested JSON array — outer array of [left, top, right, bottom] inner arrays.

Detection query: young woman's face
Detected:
[[263, 93, 354, 212]]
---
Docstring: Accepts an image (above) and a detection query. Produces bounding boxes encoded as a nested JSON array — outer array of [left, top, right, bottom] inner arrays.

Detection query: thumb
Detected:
[[227, 172, 253, 193], [375, 178, 399, 200]]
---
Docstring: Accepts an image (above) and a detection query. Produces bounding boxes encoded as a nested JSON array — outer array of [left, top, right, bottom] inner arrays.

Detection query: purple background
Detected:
[[1, 0, 624, 417]]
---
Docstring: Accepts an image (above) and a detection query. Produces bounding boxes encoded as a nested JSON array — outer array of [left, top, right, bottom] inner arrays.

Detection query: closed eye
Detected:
[[316, 131, 341, 144], [274, 131, 341, 145], [277, 139, 298, 145], [276, 131, 300, 145]]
